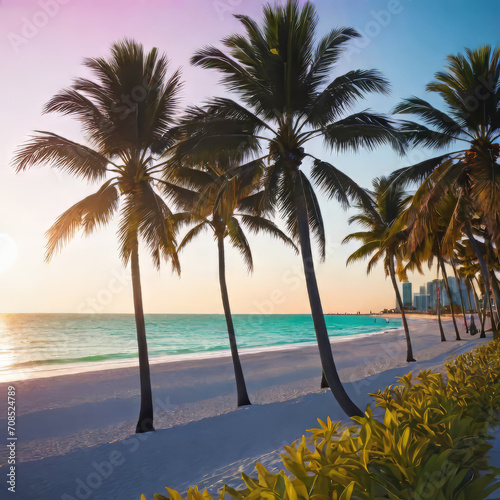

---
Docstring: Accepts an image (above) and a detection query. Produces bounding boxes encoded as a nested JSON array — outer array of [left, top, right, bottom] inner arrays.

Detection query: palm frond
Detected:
[[306, 27, 361, 88], [13, 132, 108, 181], [388, 154, 453, 187], [310, 158, 374, 211], [345, 241, 382, 267], [239, 214, 298, 253], [393, 97, 464, 137], [225, 216, 253, 272], [178, 220, 210, 252], [398, 121, 462, 150], [322, 112, 406, 155], [307, 69, 390, 126], [45, 180, 118, 260]]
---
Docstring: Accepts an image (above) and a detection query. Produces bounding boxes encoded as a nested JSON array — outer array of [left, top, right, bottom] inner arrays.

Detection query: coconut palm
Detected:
[[399, 167, 498, 338], [407, 196, 463, 340], [391, 46, 500, 226], [187, 0, 403, 418], [449, 257, 469, 333], [390, 46, 500, 333], [168, 155, 297, 407], [435, 275, 447, 342], [12, 40, 182, 433], [343, 176, 416, 362], [456, 246, 486, 336]]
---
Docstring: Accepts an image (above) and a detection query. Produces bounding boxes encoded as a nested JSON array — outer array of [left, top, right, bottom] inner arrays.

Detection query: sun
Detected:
[[0, 234, 18, 274]]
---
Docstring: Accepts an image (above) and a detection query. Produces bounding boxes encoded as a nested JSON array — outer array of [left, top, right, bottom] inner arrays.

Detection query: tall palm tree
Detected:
[[168, 155, 297, 407], [390, 46, 500, 334], [343, 177, 416, 362], [450, 257, 469, 333], [187, 0, 403, 418], [458, 254, 486, 338], [435, 236, 462, 341], [12, 40, 182, 433], [399, 182, 470, 341], [435, 275, 447, 342], [457, 252, 486, 336]]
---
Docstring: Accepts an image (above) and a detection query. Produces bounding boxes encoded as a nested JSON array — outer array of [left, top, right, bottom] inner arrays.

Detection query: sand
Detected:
[[0, 317, 498, 499]]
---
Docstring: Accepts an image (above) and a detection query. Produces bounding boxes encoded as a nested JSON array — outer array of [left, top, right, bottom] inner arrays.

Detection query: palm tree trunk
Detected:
[[451, 260, 469, 333], [465, 222, 498, 338], [465, 278, 473, 313], [296, 183, 362, 418], [437, 251, 461, 340], [131, 246, 155, 433], [320, 371, 329, 388], [470, 277, 485, 337], [490, 271, 500, 332], [388, 259, 416, 361], [484, 235, 500, 332], [436, 281, 447, 342], [217, 234, 251, 407]]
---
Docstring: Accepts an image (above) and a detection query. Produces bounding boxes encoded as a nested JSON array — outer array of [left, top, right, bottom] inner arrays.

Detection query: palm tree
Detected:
[[450, 257, 469, 333], [343, 177, 416, 362], [390, 46, 500, 335], [457, 250, 485, 336], [435, 236, 461, 341], [12, 40, 182, 433], [394, 193, 462, 341], [435, 276, 447, 342], [187, 0, 403, 418], [168, 155, 297, 407]]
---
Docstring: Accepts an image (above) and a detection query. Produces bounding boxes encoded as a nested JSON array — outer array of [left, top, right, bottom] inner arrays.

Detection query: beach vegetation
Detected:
[[147, 340, 500, 499]]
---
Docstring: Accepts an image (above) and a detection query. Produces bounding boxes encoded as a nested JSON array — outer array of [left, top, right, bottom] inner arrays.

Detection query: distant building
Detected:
[[427, 281, 437, 310], [413, 294, 430, 311], [402, 282, 412, 309], [393, 278, 475, 313]]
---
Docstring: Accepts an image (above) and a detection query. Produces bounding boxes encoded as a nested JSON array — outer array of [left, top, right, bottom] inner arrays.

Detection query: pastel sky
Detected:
[[0, 0, 499, 314]]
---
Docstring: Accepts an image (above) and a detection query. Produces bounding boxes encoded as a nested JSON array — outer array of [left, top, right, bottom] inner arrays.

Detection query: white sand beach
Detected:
[[0, 318, 498, 500]]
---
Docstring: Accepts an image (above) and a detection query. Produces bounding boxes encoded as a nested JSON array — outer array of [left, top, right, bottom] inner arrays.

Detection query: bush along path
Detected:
[[144, 341, 500, 500]]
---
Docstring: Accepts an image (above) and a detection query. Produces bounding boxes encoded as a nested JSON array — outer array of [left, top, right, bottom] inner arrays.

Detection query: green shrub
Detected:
[[143, 341, 500, 500]]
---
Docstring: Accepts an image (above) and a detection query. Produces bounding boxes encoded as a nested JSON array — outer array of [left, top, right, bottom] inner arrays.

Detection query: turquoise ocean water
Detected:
[[0, 314, 401, 382]]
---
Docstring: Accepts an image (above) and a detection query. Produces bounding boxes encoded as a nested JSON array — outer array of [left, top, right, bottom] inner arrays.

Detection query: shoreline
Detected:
[[1, 320, 403, 384], [0, 317, 488, 500]]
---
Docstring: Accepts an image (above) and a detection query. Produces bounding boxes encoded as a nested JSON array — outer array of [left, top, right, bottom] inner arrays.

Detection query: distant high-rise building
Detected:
[[392, 278, 475, 313], [438, 279, 450, 307], [427, 281, 437, 310], [458, 280, 475, 311], [413, 294, 430, 311], [402, 282, 412, 309], [448, 277, 461, 306]]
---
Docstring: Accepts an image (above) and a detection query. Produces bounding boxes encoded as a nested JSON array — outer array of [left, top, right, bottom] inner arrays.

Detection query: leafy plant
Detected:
[[143, 341, 500, 499]]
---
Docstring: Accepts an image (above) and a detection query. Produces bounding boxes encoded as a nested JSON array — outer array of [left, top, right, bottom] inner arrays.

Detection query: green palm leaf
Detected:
[[45, 180, 118, 260]]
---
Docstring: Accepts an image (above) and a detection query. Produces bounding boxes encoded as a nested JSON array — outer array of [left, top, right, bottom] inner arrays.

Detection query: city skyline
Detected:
[[396, 277, 476, 313]]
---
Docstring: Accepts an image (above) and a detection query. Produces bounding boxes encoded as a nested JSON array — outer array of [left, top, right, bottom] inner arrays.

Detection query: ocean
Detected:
[[0, 313, 401, 382]]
